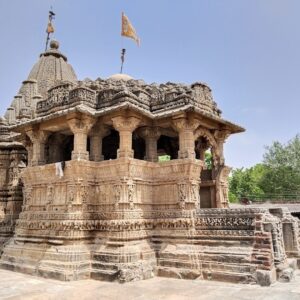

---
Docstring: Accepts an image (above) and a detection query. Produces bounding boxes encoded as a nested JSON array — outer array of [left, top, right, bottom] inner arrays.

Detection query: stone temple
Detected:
[[0, 39, 299, 285]]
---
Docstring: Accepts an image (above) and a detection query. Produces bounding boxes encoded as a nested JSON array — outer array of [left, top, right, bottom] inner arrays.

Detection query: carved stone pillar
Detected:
[[138, 127, 161, 162], [215, 165, 231, 208], [214, 130, 230, 166], [25, 128, 50, 166], [89, 125, 110, 161], [25, 144, 33, 167], [173, 118, 199, 159], [67, 114, 95, 161], [112, 116, 140, 158]]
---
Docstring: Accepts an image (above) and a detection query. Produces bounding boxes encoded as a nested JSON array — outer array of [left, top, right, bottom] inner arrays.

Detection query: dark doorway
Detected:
[[200, 187, 212, 208], [157, 135, 179, 160], [102, 129, 119, 160], [133, 132, 146, 160], [62, 135, 74, 161]]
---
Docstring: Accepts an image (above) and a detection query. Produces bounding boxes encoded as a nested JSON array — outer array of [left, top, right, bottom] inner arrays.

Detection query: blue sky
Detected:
[[0, 0, 299, 168]]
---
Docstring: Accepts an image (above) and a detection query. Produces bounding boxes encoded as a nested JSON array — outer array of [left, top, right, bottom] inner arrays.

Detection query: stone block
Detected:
[[278, 268, 294, 283], [256, 269, 276, 286]]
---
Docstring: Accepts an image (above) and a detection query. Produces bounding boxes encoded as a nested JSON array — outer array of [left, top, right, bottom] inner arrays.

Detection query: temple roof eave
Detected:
[[8, 101, 244, 135]]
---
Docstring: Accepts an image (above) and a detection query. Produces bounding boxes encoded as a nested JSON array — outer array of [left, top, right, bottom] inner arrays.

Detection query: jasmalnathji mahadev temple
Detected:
[[0, 20, 300, 287]]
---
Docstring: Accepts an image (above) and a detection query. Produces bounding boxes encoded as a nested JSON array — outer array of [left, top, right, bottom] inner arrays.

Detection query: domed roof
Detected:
[[108, 73, 133, 81], [26, 40, 77, 98], [4, 40, 78, 123]]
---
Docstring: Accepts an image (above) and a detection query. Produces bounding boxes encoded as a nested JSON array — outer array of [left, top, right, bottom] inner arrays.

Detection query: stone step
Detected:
[[91, 261, 119, 271], [157, 258, 254, 273], [156, 266, 256, 284]]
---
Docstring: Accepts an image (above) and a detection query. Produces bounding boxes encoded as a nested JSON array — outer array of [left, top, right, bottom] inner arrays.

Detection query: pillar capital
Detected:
[[89, 124, 111, 162], [138, 127, 161, 162], [172, 118, 199, 159], [214, 130, 231, 143], [67, 114, 95, 161], [112, 116, 141, 132], [138, 126, 161, 140], [112, 116, 141, 158], [25, 128, 50, 144], [25, 128, 50, 166], [67, 114, 95, 135], [172, 117, 200, 132]]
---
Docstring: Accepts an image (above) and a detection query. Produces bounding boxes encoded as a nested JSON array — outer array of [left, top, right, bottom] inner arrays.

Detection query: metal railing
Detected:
[[239, 193, 300, 203]]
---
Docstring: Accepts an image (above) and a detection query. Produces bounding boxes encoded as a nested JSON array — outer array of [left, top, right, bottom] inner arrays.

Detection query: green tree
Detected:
[[229, 134, 300, 202], [260, 135, 300, 196], [229, 164, 265, 202], [204, 151, 213, 170]]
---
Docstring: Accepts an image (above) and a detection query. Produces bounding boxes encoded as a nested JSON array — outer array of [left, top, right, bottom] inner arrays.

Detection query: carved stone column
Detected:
[[215, 165, 231, 208], [25, 128, 50, 166], [214, 130, 230, 166], [138, 127, 161, 162], [173, 117, 199, 159], [89, 125, 110, 161], [67, 114, 95, 161], [112, 116, 140, 158]]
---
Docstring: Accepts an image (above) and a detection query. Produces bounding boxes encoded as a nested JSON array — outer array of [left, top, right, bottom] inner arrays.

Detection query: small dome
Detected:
[[108, 73, 133, 81], [26, 40, 77, 98]]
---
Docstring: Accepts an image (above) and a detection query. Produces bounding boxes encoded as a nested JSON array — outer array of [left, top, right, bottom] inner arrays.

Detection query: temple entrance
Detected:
[[200, 186, 213, 208]]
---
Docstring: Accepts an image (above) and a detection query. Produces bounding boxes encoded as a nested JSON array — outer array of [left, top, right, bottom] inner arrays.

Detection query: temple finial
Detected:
[[45, 9, 55, 51]]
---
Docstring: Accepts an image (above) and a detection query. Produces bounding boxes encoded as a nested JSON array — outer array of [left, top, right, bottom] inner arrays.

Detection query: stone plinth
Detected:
[[0, 158, 201, 281], [0, 158, 292, 286]]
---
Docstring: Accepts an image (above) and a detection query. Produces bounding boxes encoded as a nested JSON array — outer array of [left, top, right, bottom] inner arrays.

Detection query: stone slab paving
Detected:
[[1, 270, 300, 300]]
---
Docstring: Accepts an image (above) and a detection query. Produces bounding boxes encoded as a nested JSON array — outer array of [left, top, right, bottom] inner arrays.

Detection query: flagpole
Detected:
[[120, 48, 126, 73], [45, 10, 55, 51], [120, 11, 140, 74], [45, 32, 50, 52], [120, 12, 125, 74]]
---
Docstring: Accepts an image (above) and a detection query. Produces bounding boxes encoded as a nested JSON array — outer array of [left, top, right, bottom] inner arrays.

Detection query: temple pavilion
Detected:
[[0, 39, 298, 286]]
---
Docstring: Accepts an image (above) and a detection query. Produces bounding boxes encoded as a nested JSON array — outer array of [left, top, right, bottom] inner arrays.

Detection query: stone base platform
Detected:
[[0, 160, 299, 286]]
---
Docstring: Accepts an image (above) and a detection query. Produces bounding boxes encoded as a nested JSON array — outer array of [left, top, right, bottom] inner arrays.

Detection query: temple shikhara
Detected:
[[0, 36, 300, 286]]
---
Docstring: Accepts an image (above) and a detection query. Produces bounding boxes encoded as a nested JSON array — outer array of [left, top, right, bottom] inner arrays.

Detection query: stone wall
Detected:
[[0, 146, 26, 247], [0, 158, 296, 285]]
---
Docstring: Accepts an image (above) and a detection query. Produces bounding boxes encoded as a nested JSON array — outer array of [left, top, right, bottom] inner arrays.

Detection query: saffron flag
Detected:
[[121, 12, 140, 46], [46, 22, 54, 34]]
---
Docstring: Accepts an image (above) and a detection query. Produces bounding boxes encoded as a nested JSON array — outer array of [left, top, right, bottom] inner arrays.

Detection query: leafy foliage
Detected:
[[261, 135, 300, 194], [204, 151, 213, 170], [229, 164, 265, 202], [229, 135, 300, 202]]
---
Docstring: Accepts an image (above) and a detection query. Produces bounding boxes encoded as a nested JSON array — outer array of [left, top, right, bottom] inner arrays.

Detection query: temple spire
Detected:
[[45, 10, 55, 51]]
